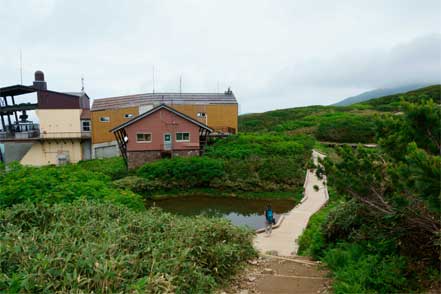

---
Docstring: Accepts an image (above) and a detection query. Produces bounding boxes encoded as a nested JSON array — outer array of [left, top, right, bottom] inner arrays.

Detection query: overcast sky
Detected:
[[1, 0, 440, 113]]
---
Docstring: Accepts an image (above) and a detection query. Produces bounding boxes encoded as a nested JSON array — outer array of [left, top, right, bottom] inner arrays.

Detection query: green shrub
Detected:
[[132, 134, 314, 195], [137, 156, 225, 188], [78, 157, 127, 180], [0, 201, 256, 293], [315, 112, 377, 143], [0, 163, 144, 210], [323, 243, 408, 294]]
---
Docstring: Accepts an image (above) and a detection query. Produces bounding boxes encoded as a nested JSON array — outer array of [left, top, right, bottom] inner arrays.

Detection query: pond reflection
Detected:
[[147, 196, 295, 230]]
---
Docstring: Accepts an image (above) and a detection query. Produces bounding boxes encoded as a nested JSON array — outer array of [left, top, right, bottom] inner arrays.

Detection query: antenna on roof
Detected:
[[179, 75, 182, 95], [152, 65, 155, 94], [19, 49, 23, 84], [81, 76, 85, 92]]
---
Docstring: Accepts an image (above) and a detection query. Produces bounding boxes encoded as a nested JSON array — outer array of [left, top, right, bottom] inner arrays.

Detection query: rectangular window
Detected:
[[136, 133, 152, 143], [176, 132, 190, 142], [100, 116, 110, 122], [197, 112, 206, 117], [124, 114, 133, 118], [81, 120, 91, 132]]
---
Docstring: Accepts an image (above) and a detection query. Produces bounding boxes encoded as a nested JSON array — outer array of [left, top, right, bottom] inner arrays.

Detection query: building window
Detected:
[[100, 116, 110, 122], [124, 114, 134, 118], [81, 120, 91, 132], [197, 112, 206, 117], [136, 133, 152, 143], [176, 132, 190, 142]]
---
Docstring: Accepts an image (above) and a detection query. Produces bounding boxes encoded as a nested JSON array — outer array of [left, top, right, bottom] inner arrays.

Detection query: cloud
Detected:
[[0, 0, 440, 114], [248, 34, 441, 110]]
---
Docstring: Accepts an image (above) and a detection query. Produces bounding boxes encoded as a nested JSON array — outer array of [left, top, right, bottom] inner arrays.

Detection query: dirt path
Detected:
[[254, 150, 328, 256], [221, 255, 331, 294]]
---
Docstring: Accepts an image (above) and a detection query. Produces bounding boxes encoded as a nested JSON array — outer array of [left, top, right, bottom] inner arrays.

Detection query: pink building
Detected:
[[111, 104, 212, 169]]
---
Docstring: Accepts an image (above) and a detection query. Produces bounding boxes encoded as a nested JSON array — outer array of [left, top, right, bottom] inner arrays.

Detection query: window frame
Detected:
[[81, 120, 91, 132], [175, 132, 190, 142], [99, 116, 110, 122], [136, 132, 152, 143]]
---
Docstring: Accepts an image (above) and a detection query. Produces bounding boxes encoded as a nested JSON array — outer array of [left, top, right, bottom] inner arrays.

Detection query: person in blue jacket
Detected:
[[264, 205, 275, 236]]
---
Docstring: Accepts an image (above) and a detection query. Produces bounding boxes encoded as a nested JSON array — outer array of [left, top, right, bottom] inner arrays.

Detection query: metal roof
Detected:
[[92, 92, 237, 111], [111, 103, 213, 133], [0, 85, 36, 97]]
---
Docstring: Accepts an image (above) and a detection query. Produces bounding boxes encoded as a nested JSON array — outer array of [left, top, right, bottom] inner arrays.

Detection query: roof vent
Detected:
[[225, 87, 232, 95], [33, 70, 47, 90]]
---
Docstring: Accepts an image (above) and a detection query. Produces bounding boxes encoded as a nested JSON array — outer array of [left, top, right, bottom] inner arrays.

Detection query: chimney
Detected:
[[225, 87, 232, 95], [33, 70, 47, 90]]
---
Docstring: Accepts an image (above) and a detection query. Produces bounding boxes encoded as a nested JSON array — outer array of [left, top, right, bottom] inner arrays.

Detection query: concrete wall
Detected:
[[3, 142, 33, 164], [20, 140, 83, 166], [82, 140, 92, 160], [92, 141, 120, 159], [36, 109, 82, 134]]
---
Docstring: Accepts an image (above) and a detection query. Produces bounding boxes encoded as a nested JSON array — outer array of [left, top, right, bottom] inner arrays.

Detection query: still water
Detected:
[[147, 196, 295, 230]]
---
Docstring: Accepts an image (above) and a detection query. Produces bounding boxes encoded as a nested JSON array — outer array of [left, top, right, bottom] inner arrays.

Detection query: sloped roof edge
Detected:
[[110, 103, 213, 133]]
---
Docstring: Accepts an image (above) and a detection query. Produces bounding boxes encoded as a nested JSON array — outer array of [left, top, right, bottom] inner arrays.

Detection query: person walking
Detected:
[[265, 205, 275, 236]]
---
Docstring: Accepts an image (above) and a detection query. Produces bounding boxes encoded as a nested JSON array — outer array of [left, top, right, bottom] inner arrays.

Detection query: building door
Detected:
[[163, 133, 172, 150]]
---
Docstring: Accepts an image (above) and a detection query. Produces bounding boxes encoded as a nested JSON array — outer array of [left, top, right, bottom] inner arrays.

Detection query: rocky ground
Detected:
[[220, 254, 332, 294]]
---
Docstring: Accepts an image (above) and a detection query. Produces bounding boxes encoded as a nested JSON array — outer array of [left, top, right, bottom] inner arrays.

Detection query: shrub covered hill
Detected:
[[297, 90, 441, 292], [239, 85, 440, 143]]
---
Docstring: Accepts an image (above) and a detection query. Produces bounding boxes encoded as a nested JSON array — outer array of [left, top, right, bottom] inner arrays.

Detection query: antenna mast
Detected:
[[19, 49, 23, 84], [152, 66, 155, 94], [179, 75, 182, 95], [81, 76, 85, 92]]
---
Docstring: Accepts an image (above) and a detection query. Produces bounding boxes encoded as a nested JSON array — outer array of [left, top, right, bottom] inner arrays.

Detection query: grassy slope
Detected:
[[239, 85, 440, 142]]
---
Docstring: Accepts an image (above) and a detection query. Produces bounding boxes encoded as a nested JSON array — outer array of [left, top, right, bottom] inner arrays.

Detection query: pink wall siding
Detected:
[[125, 108, 200, 151]]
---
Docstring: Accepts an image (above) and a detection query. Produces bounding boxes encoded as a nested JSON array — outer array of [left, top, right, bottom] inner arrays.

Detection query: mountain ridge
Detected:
[[332, 83, 431, 106]]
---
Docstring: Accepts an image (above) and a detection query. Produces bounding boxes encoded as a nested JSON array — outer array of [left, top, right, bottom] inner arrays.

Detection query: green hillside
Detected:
[[359, 84, 440, 111], [239, 84, 440, 143]]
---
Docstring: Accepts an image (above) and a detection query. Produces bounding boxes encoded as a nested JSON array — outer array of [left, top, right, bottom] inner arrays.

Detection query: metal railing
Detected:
[[0, 130, 91, 140], [40, 132, 91, 139]]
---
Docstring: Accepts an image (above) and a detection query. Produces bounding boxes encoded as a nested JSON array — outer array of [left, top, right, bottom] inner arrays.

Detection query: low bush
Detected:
[[323, 243, 409, 294], [315, 112, 377, 143], [137, 156, 225, 188], [298, 192, 418, 293], [0, 201, 256, 293], [0, 162, 144, 210], [132, 134, 314, 196], [77, 157, 127, 180]]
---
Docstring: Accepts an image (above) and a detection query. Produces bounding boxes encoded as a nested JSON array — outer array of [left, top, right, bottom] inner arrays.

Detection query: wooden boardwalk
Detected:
[[254, 150, 329, 256]]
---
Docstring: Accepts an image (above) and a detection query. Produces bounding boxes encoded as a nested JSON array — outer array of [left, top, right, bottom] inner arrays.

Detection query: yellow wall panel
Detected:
[[91, 107, 139, 144], [91, 104, 238, 145]]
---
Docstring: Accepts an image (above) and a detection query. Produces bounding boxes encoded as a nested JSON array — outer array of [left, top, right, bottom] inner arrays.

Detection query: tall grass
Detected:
[[0, 201, 256, 293]]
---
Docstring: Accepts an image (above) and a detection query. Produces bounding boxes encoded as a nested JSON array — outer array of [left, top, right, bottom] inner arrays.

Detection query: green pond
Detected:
[[147, 196, 295, 230]]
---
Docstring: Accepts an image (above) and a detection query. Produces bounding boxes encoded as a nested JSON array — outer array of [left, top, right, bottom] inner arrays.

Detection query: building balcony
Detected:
[[0, 129, 91, 142]]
